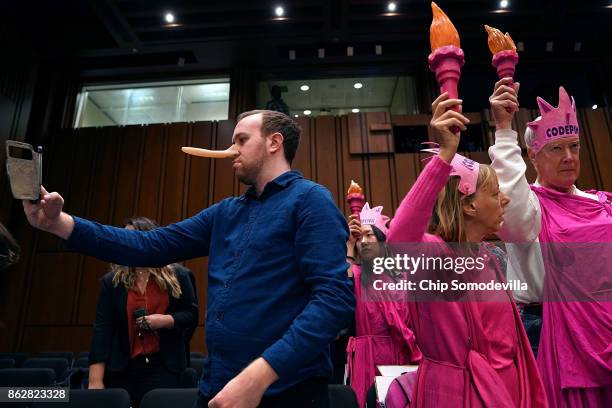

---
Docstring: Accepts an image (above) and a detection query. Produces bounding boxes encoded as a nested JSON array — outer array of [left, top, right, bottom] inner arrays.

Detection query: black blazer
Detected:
[[89, 265, 199, 374]]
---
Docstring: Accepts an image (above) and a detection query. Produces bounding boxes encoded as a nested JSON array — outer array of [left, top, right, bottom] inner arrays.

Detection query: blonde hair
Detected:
[[110, 217, 182, 298], [429, 165, 497, 243]]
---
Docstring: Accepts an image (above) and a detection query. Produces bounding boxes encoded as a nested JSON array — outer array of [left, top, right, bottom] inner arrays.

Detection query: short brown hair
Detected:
[[237, 110, 301, 164]]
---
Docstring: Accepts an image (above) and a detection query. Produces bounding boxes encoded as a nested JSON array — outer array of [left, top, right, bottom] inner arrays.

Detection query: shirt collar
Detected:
[[242, 170, 303, 200]]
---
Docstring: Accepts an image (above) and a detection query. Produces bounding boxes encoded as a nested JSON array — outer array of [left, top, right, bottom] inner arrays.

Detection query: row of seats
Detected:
[[0, 351, 208, 368], [28, 386, 357, 408]]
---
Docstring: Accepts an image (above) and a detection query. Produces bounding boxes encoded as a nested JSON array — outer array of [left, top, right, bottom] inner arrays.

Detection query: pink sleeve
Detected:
[[380, 301, 422, 363], [387, 155, 452, 243]]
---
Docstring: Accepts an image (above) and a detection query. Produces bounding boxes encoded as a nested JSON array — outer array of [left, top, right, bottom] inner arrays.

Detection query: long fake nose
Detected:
[[181, 145, 239, 158]]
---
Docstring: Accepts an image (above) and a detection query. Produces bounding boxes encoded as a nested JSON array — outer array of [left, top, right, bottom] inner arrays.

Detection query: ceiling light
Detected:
[[353, 83, 363, 89], [387, 2, 397, 12], [500, 0, 509, 8], [304, 110, 312, 115], [164, 12, 175, 23], [275, 6, 284, 17], [592, 104, 598, 110], [352, 108, 360, 113], [300, 85, 310, 91], [294, 114, 299, 117]]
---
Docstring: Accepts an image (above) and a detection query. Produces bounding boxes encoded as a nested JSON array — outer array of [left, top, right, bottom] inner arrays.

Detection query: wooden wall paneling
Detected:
[[135, 125, 165, 220], [111, 126, 145, 226], [338, 116, 366, 216], [161, 123, 188, 225], [366, 154, 396, 217], [313, 116, 340, 205], [582, 108, 612, 191], [364, 112, 394, 153], [65, 128, 103, 326], [347, 113, 364, 155], [212, 120, 237, 203], [292, 117, 313, 181], [20, 327, 94, 355], [77, 256, 112, 325], [24, 252, 80, 325], [184, 121, 214, 344], [36, 129, 78, 252], [393, 154, 420, 215]]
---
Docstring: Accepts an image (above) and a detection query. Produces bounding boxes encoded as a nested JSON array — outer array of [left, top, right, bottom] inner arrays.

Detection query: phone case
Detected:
[[5, 141, 42, 201]]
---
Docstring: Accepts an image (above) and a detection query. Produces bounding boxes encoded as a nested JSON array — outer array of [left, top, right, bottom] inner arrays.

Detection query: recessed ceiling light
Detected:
[[592, 104, 598, 110], [294, 114, 299, 117], [165, 12, 175, 23], [353, 82, 363, 89], [275, 6, 284, 17], [352, 108, 360, 113], [300, 85, 310, 91], [304, 110, 312, 115], [500, 0, 509, 8], [387, 2, 397, 12]]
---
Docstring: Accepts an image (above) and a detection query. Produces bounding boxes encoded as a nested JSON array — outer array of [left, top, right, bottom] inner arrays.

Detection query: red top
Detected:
[[126, 278, 170, 358]]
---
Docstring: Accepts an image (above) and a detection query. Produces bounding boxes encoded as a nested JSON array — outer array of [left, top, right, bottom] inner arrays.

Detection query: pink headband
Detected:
[[422, 143, 480, 196], [527, 86, 579, 153], [359, 202, 390, 236]]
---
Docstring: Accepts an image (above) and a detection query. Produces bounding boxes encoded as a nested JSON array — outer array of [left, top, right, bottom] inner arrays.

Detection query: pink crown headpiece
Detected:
[[421, 143, 479, 196], [527, 86, 579, 153], [359, 202, 390, 236]]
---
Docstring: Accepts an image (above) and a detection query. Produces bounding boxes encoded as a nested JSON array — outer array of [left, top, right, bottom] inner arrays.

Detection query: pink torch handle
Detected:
[[429, 46, 465, 134], [346, 193, 365, 238], [492, 50, 519, 112]]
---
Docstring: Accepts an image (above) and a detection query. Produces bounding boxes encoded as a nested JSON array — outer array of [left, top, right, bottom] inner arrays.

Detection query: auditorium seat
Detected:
[[179, 367, 199, 388], [189, 358, 205, 376], [0, 358, 15, 369], [140, 388, 198, 408], [22, 357, 69, 381], [0, 368, 56, 386], [33, 388, 130, 408], [74, 356, 89, 368], [328, 384, 359, 408], [0, 352, 29, 367], [190, 352, 206, 359], [38, 351, 74, 366], [78, 351, 89, 358]]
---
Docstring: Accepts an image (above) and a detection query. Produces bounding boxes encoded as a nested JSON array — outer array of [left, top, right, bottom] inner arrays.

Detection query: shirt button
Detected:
[[216, 312, 224, 321]]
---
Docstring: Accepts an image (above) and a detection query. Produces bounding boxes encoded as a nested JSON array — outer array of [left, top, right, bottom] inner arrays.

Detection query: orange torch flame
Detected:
[[347, 180, 363, 195], [484, 25, 517, 54], [430, 2, 460, 52]]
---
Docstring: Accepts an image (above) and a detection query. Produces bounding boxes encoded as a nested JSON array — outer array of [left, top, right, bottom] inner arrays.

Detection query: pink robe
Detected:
[[532, 186, 612, 407], [386, 155, 547, 407], [347, 264, 422, 408]]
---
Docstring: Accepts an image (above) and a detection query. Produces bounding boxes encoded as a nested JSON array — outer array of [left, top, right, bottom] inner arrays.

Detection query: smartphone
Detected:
[[133, 308, 147, 319], [5, 141, 43, 202]]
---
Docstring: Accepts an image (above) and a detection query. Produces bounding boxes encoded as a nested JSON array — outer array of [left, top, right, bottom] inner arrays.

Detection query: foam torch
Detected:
[[484, 25, 518, 83], [428, 2, 465, 134], [346, 180, 365, 237]]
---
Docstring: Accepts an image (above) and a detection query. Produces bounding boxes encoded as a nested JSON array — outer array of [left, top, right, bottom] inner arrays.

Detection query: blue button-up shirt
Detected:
[[67, 170, 355, 396]]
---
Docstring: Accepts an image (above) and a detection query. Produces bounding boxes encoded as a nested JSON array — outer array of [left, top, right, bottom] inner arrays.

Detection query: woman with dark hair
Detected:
[[0, 222, 19, 272], [88, 217, 198, 407], [345, 204, 422, 408], [385, 93, 546, 407]]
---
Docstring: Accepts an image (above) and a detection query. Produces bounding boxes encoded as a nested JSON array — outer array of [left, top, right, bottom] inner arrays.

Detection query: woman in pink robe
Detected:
[[384, 92, 547, 407], [346, 212, 422, 407]]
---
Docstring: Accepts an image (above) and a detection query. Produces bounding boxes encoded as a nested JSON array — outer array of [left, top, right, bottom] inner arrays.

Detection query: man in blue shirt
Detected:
[[23, 110, 355, 408]]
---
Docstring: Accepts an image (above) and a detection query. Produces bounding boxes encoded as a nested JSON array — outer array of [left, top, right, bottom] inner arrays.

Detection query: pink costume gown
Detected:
[[347, 264, 422, 407], [386, 155, 547, 407], [531, 186, 612, 407]]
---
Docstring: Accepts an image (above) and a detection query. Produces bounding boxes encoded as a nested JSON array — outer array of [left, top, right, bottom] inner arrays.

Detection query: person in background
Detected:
[[88, 217, 198, 408], [385, 92, 546, 407], [345, 204, 421, 408], [265, 85, 290, 116], [489, 78, 612, 406]]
